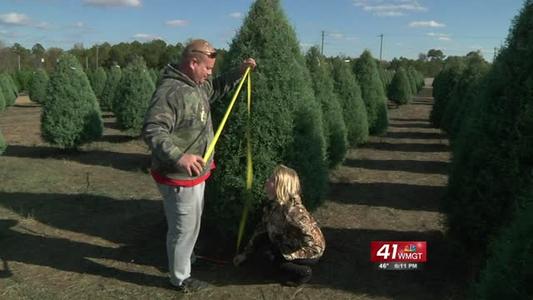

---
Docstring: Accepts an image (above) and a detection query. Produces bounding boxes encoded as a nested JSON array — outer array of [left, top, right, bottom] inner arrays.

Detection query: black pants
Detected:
[[254, 233, 319, 283]]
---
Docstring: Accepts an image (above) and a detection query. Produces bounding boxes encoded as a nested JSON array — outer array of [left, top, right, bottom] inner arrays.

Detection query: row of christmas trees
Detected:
[[431, 1, 532, 298], [1, 0, 427, 232]]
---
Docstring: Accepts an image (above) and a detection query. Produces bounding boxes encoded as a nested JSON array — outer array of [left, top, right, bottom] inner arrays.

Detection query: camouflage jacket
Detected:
[[142, 64, 242, 181], [244, 199, 326, 261]]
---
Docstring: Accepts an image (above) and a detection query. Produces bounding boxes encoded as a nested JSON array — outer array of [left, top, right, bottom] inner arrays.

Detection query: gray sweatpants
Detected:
[[157, 182, 205, 287]]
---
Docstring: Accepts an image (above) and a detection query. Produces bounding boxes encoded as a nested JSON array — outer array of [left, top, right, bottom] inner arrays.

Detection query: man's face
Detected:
[[191, 56, 215, 84]]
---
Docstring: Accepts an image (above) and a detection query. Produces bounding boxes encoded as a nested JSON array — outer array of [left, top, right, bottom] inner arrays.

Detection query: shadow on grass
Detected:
[[385, 131, 446, 140], [389, 118, 429, 122], [98, 134, 140, 143], [362, 142, 449, 153], [388, 123, 433, 129], [3, 145, 150, 172], [328, 182, 444, 212], [197, 227, 466, 299], [0, 192, 465, 298], [0, 193, 170, 288], [13, 103, 41, 108], [344, 158, 448, 175]]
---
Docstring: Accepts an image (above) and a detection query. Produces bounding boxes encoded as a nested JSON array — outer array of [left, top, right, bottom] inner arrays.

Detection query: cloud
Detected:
[[409, 20, 445, 28], [0, 12, 50, 29], [165, 19, 189, 27], [133, 33, 162, 42], [83, 0, 141, 7], [438, 36, 451, 41], [329, 32, 345, 39], [352, 0, 427, 17], [0, 12, 31, 26], [229, 12, 243, 19]]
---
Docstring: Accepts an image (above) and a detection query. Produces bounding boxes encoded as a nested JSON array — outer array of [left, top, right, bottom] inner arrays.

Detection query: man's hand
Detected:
[[233, 253, 247, 266], [177, 154, 205, 176], [241, 58, 257, 73]]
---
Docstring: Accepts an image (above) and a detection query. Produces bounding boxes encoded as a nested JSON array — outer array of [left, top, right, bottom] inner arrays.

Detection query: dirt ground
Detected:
[[0, 84, 467, 299]]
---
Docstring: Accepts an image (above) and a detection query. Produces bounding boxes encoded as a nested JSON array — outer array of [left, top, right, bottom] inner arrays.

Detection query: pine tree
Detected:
[[306, 47, 347, 167], [14, 70, 33, 92], [0, 73, 17, 107], [41, 53, 103, 149], [29, 69, 49, 104], [113, 56, 155, 134], [388, 67, 412, 105], [441, 52, 489, 139], [354, 50, 388, 135], [0, 87, 5, 112], [330, 57, 369, 145], [206, 0, 328, 233], [0, 129, 6, 155], [89, 67, 107, 100], [100, 65, 122, 111], [473, 191, 533, 300], [430, 57, 465, 128], [445, 0, 533, 257]]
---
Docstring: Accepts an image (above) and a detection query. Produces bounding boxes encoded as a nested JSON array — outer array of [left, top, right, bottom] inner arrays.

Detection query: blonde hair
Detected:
[[272, 164, 302, 205]]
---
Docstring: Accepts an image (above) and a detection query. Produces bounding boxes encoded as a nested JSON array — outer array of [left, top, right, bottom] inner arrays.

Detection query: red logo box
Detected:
[[370, 241, 427, 263]]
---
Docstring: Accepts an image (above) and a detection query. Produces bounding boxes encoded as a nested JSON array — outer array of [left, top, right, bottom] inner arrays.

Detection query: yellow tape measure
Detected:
[[202, 67, 253, 252]]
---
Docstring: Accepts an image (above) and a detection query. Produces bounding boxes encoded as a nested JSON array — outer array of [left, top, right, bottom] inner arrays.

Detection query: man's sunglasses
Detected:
[[191, 49, 217, 58]]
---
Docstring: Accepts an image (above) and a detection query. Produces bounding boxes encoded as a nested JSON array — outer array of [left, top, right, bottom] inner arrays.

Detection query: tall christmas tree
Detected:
[[206, 0, 328, 234], [41, 53, 103, 149]]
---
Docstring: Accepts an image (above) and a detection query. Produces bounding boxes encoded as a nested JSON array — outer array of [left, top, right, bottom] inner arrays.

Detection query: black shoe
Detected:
[[176, 278, 211, 294]]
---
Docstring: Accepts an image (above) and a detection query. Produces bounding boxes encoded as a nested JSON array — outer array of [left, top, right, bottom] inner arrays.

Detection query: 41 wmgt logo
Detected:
[[370, 241, 427, 270]]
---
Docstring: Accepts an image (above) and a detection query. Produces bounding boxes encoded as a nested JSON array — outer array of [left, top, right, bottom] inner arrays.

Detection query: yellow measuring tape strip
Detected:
[[201, 67, 253, 252], [203, 67, 251, 163]]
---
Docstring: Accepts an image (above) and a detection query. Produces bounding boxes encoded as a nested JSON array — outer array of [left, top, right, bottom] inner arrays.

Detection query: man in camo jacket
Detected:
[[143, 39, 256, 293]]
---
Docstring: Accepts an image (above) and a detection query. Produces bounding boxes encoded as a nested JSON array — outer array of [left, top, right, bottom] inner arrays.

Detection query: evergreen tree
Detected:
[[388, 67, 412, 105], [14, 69, 33, 92], [207, 0, 328, 233], [100, 65, 122, 111], [0, 129, 6, 155], [354, 50, 388, 135], [113, 56, 155, 134], [445, 0, 533, 257], [0, 90, 5, 112], [41, 53, 103, 149], [306, 47, 347, 167], [89, 67, 107, 100], [430, 57, 465, 128], [406, 66, 419, 95], [441, 52, 489, 138], [29, 69, 49, 104], [330, 57, 369, 145], [473, 192, 533, 300], [0, 74, 17, 107], [149, 68, 160, 85]]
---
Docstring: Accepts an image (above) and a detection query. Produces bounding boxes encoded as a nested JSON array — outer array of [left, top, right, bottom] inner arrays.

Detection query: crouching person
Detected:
[[233, 164, 326, 286]]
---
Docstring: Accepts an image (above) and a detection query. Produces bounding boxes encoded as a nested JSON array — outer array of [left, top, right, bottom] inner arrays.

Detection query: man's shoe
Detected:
[[176, 278, 211, 294]]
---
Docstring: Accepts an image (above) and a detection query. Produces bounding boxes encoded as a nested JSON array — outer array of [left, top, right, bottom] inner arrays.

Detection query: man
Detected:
[[143, 39, 256, 293]]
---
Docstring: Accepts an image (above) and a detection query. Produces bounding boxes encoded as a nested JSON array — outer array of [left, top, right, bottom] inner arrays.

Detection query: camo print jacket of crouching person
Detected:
[[243, 197, 326, 261], [142, 64, 242, 183]]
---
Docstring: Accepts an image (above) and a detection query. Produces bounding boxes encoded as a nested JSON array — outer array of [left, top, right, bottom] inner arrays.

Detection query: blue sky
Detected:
[[0, 0, 525, 61]]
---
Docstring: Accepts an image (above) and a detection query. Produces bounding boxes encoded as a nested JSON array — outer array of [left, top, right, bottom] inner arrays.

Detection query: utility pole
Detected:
[[86, 56, 89, 70], [96, 44, 99, 68], [17, 54, 21, 71], [321, 30, 325, 55], [378, 33, 384, 61]]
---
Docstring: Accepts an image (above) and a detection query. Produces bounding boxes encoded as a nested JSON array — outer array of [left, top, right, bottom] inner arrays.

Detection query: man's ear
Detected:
[[189, 57, 198, 70]]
